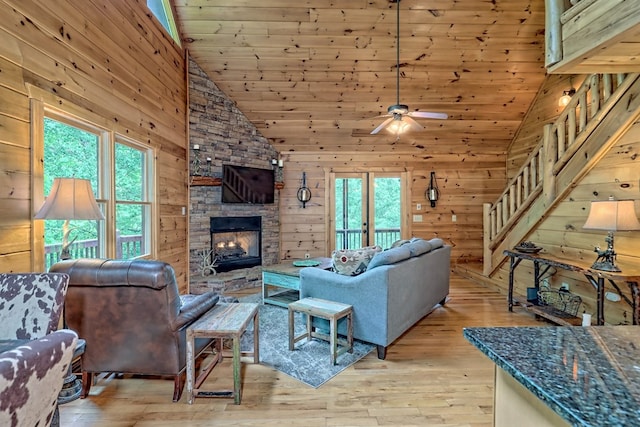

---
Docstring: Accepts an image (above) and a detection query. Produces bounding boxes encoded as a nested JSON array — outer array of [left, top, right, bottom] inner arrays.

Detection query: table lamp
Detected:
[[583, 196, 640, 272], [34, 177, 105, 260]]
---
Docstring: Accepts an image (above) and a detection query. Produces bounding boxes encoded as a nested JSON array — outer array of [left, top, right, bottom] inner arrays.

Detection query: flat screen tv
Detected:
[[221, 164, 275, 204]]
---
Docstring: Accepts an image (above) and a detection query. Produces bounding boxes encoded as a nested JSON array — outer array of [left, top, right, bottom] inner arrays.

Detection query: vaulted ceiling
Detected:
[[174, 0, 547, 154]]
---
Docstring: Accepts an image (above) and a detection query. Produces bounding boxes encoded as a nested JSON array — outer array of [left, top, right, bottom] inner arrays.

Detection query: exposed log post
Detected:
[[544, 0, 564, 67], [483, 203, 492, 276]]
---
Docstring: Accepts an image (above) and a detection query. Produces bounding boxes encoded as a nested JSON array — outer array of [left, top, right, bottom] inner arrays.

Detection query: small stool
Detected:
[[288, 297, 353, 365]]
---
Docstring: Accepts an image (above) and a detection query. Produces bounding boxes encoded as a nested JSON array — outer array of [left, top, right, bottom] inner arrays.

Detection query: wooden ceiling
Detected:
[[174, 0, 547, 154]]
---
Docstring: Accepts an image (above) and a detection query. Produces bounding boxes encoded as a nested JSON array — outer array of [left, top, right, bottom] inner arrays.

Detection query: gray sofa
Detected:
[[299, 238, 451, 359]]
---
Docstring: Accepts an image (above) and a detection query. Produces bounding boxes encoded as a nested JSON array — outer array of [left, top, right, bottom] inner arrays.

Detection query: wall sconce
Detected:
[[426, 171, 439, 208], [297, 172, 312, 208], [583, 196, 640, 272], [558, 77, 576, 107]]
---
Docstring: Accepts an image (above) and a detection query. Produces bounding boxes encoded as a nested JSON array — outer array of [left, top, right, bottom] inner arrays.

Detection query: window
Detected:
[[147, 0, 181, 45], [41, 110, 155, 269], [330, 171, 407, 251]]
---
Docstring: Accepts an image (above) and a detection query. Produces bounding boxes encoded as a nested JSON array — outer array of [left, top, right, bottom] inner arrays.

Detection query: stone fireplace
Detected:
[[210, 216, 261, 272], [188, 57, 279, 295]]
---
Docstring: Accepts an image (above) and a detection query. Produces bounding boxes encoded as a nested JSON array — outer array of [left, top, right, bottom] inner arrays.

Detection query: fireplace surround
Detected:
[[210, 216, 262, 272]]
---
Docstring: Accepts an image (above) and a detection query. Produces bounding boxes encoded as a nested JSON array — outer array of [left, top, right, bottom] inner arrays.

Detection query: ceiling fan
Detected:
[[371, 0, 448, 135]]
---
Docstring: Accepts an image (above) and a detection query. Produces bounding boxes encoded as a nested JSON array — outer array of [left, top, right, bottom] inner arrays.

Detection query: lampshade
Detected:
[[583, 199, 640, 231], [35, 178, 105, 221]]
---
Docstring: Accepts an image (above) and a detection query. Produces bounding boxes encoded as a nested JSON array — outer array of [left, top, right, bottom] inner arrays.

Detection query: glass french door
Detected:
[[330, 172, 408, 250]]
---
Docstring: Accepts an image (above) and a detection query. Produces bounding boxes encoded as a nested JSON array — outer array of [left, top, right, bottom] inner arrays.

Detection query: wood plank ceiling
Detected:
[[174, 0, 546, 154]]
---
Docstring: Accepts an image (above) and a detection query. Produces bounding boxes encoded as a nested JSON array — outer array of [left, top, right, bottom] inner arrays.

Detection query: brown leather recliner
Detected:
[[50, 258, 219, 402]]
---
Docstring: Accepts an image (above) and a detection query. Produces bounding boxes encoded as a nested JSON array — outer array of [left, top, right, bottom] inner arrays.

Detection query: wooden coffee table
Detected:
[[262, 257, 332, 307]]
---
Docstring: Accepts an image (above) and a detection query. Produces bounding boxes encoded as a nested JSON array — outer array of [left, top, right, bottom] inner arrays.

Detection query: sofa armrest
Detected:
[[173, 292, 219, 330]]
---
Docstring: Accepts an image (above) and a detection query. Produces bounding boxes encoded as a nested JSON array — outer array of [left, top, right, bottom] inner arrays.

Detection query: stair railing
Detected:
[[483, 73, 632, 274]]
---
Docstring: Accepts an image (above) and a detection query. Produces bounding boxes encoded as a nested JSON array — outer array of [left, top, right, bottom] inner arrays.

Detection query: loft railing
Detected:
[[483, 73, 634, 273], [44, 233, 144, 270], [335, 228, 401, 250]]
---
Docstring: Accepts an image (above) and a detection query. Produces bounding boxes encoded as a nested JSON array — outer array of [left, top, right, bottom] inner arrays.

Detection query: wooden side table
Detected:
[[288, 297, 353, 365], [186, 302, 259, 404]]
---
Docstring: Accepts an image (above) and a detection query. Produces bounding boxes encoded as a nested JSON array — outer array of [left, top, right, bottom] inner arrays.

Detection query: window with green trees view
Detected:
[[43, 114, 155, 269]]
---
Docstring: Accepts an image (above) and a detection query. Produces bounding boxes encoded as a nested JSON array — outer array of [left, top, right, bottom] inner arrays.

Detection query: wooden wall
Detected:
[[278, 149, 507, 264], [0, 1, 189, 287], [276, 75, 589, 265], [507, 74, 585, 179], [495, 120, 640, 325]]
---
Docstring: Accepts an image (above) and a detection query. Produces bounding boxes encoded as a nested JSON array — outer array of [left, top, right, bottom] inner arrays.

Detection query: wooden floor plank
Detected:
[[60, 273, 544, 426]]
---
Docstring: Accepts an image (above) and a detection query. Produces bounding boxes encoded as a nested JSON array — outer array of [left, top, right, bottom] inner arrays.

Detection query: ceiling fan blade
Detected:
[[408, 111, 448, 119], [370, 117, 394, 135]]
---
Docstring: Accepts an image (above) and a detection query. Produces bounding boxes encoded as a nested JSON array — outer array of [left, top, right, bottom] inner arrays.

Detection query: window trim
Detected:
[[147, 0, 181, 46], [30, 93, 158, 270]]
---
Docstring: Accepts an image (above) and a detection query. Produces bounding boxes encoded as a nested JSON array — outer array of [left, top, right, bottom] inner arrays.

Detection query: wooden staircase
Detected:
[[482, 72, 640, 277]]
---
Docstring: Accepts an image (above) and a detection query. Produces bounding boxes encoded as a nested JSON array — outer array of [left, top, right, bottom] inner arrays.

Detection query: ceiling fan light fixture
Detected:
[[370, 0, 447, 135]]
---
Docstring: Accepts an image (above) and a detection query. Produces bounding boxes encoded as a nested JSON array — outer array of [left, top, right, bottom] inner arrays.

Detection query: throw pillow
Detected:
[[332, 245, 382, 276], [390, 239, 411, 248]]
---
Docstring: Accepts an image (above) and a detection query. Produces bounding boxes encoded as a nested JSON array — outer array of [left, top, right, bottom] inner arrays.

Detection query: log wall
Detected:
[[507, 74, 586, 179], [0, 1, 189, 288], [278, 150, 507, 264], [496, 118, 640, 325]]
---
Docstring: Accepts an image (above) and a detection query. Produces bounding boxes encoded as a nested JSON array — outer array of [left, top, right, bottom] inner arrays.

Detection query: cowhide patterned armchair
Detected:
[[50, 258, 219, 402], [0, 273, 70, 340], [0, 329, 77, 427]]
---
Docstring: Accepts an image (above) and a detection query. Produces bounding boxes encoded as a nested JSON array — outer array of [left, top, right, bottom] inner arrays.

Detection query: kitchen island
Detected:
[[464, 326, 640, 426]]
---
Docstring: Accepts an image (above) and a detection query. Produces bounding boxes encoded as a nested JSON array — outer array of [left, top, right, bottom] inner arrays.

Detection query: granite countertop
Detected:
[[464, 326, 640, 426]]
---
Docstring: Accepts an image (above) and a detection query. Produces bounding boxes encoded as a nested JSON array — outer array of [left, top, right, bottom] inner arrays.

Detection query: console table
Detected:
[[503, 250, 640, 325], [262, 258, 332, 307], [186, 302, 259, 405]]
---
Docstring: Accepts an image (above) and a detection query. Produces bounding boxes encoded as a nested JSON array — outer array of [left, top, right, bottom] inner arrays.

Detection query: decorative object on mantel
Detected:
[[191, 144, 201, 176], [198, 248, 217, 276], [297, 172, 312, 208], [514, 241, 543, 254], [272, 157, 285, 189], [426, 171, 439, 208], [583, 196, 640, 272]]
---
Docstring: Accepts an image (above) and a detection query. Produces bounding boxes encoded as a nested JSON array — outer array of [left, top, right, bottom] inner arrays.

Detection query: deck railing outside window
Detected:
[[44, 233, 143, 270], [335, 228, 400, 250]]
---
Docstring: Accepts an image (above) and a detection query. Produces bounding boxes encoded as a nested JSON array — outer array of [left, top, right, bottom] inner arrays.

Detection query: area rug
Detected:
[[238, 294, 375, 388]]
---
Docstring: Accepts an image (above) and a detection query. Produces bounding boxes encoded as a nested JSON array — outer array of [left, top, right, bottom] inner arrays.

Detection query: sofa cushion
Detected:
[[368, 245, 412, 270], [332, 245, 382, 276], [407, 239, 432, 257], [426, 238, 444, 250]]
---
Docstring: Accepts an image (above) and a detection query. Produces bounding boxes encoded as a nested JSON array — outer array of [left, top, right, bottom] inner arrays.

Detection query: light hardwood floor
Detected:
[[60, 274, 544, 426]]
